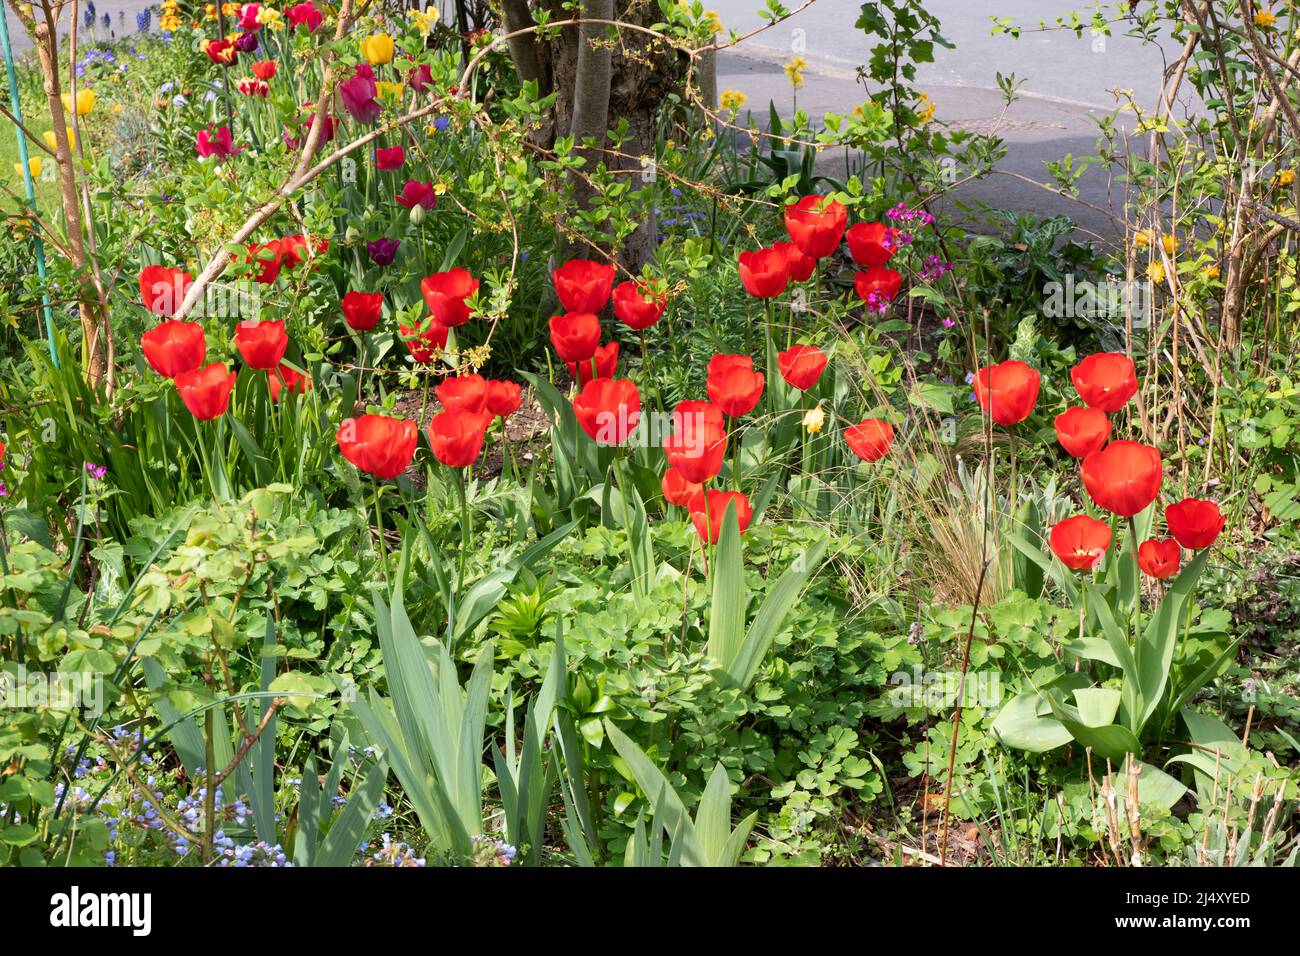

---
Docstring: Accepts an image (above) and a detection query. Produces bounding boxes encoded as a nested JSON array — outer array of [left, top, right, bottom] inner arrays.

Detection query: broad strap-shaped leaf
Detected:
[[706, 502, 747, 672]]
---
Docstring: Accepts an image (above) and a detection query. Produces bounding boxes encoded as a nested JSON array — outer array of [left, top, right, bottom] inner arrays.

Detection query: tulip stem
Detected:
[[612, 454, 644, 598], [455, 466, 470, 595], [372, 478, 390, 590], [1127, 515, 1141, 640], [730, 417, 742, 491]]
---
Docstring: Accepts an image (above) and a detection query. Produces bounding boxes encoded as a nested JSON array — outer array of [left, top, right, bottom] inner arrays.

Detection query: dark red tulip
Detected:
[[737, 247, 789, 299], [567, 341, 618, 385], [854, 267, 903, 307], [846, 222, 896, 268], [974, 360, 1040, 426], [1071, 352, 1138, 413], [783, 194, 847, 259], [235, 320, 289, 370], [139, 265, 192, 317], [777, 345, 828, 391], [772, 240, 815, 282], [1165, 497, 1225, 550], [688, 489, 753, 544], [336, 413, 418, 479], [397, 180, 438, 210], [549, 312, 602, 363], [376, 146, 405, 171], [485, 380, 522, 419], [421, 268, 478, 327], [142, 321, 206, 378], [342, 291, 383, 332], [661, 467, 703, 508], [553, 259, 615, 313], [844, 418, 894, 462], [706, 354, 764, 418], [267, 363, 311, 402], [1081, 441, 1163, 517], [400, 317, 449, 363], [612, 280, 667, 330], [427, 410, 492, 468], [175, 363, 236, 421], [1138, 538, 1181, 579], [1049, 514, 1112, 571], [573, 378, 640, 446], [1055, 405, 1111, 458], [436, 374, 487, 414]]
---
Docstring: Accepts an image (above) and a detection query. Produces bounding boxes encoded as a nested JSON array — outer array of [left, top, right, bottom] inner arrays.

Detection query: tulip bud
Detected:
[[409, 204, 425, 225]]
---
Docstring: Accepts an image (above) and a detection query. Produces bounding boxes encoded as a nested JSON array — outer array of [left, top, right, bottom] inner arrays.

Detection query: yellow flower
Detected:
[[204, 3, 217, 20], [916, 91, 936, 124], [376, 81, 404, 103], [1132, 228, 1153, 249], [702, 9, 723, 34], [1274, 168, 1295, 188], [802, 404, 826, 435], [783, 56, 807, 91], [408, 6, 439, 37], [1160, 234, 1177, 255], [1146, 261, 1166, 284], [1254, 8, 1276, 28], [221, 2, 238, 15], [719, 88, 747, 112], [112, 103, 122, 114], [13, 157, 41, 179], [41, 127, 75, 151], [361, 32, 395, 65], [432, 182, 448, 196], [259, 7, 283, 29], [61, 88, 95, 116], [1202, 263, 1221, 280]]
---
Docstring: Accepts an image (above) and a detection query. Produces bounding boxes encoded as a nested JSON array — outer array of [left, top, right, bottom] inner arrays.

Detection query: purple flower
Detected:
[[85, 461, 107, 479], [366, 238, 400, 266], [0, 483, 8, 498], [432, 115, 449, 132], [339, 68, 381, 125], [234, 31, 259, 53]]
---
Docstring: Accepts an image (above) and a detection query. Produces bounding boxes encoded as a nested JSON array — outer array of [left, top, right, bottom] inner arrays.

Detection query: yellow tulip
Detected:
[[361, 33, 395, 65], [60, 88, 95, 116], [41, 128, 75, 151], [13, 157, 42, 179]]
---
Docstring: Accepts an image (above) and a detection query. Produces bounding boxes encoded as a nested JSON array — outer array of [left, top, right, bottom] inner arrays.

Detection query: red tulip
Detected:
[[376, 146, 405, 171], [397, 180, 438, 210], [688, 489, 752, 544], [1138, 538, 1181, 579], [772, 240, 816, 283], [175, 363, 236, 421], [436, 374, 487, 414], [1054, 405, 1111, 458], [421, 268, 478, 327], [342, 291, 383, 332], [783, 195, 847, 260], [336, 414, 418, 479], [1165, 497, 1225, 550], [205, 38, 237, 66], [235, 320, 289, 370], [777, 345, 828, 391], [549, 312, 602, 363], [142, 321, 206, 378], [661, 467, 703, 507], [251, 60, 277, 80], [485, 380, 522, 419], [854, 267, 903, 307], [238, 77, 269, 98], [567, 341, 618, 385], [737, 247, 789, 299], [664, 410, 727, 484], [706, 354, 764, 418], [844, 418, 894, 462], [267, 363, 311, 402], [244, 242, 282, 284], [553, 259, 615, 313], [612, 280, 666, 330], [196, 125, 242, 159], [286, 2, 322, 31], [1049, 515, 1112, 571], [427, 410, 492, 469], [276, 234, 327, 270], [139, 265, 192, 317], [573, 378, 640, 446], [1081, 441, 1163, 517], [400, 317, 449, 363], [974, 360, 1040, 426], [846, 222, 895, 268], [1071, 352, 1138, 413]]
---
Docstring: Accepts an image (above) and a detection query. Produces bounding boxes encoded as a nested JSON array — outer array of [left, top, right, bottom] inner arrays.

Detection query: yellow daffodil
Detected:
[[408, 7, 439, 36], [361, 33, 395, 65], [13, 157, 42, 179], [719, 88, 747, 112], [61, 88, 95, 116], [376, 81, 404, 103], [41, 127, 75, 151], [803, 404, 826, 435]]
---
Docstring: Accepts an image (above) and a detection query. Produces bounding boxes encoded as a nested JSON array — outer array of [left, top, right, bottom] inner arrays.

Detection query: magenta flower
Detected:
[[286, 1, 322, 31], [339, 66, 381, 125], [196, 126, 243, 159], [396, 180, 437, 210], [376, 146, 405, 171], [367, 238, 400, 266], [407, 63, 433, 92]]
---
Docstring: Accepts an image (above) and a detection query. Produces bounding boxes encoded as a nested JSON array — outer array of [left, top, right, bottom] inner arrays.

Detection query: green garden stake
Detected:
[[1, 0, 60, 366]]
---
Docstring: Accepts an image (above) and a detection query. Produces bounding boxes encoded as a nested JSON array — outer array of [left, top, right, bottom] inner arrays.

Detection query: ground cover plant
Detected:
[[0, 0, 1297, 870]]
